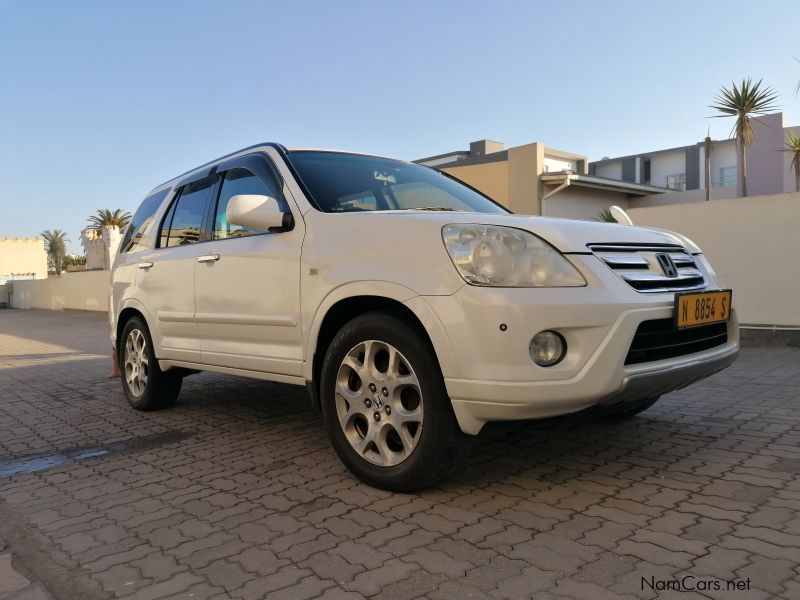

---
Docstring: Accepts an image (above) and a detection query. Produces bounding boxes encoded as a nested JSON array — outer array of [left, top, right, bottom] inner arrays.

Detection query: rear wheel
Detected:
[[320, 312, 472, 492], [605, 396, 660, 419], [119, 316, 182, 411]]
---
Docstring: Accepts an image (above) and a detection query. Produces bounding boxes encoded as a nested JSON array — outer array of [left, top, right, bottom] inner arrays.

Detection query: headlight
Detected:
[[441, 224, 586, 287]]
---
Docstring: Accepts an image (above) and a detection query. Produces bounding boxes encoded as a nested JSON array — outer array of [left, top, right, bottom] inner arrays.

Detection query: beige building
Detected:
[[416, 140, 667, 218], [0, 236, 48, 283], [81, 226, 122, 270]]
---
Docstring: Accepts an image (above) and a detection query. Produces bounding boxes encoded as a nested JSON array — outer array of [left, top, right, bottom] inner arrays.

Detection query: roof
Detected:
[[416, 150, 510, 169], [148, 144, 408, 195], [541, 171, 668, 197]]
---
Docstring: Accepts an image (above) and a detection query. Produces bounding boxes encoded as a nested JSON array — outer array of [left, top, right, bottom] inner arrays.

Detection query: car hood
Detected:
[[365, 211, 700, 253]]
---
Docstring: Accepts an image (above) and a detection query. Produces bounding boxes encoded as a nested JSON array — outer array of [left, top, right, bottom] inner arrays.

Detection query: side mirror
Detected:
[[226, 194, 292, 231]]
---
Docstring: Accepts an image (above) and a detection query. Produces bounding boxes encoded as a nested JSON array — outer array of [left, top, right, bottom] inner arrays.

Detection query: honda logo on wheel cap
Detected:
[[656, 253, 679, 278]]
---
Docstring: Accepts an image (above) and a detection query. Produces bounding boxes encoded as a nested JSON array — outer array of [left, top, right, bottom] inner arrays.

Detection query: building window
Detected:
[[718, 166, 737, 187], [643, 159, 651, 184], [665, 173, 686, 191]]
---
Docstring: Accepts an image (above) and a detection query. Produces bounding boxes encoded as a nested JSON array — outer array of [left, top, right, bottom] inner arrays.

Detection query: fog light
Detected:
[[530, 331, 566, 366]]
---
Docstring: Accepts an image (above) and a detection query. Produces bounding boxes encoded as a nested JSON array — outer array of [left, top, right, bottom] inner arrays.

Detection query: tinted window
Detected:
[[163, 178, 214, 247], [286, 151, 509, 214], [121, 189, 169, 252], [159, 198, 177, 248], [213, 168, 283, 240]]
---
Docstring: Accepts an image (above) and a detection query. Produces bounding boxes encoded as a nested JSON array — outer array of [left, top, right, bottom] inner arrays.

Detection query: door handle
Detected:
[[137, 262, 154, 269], [197, 254, 220, 263]]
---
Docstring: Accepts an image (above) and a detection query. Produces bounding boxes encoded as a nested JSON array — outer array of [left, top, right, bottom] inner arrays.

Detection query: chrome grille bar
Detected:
[[590, 244, 707, 293]]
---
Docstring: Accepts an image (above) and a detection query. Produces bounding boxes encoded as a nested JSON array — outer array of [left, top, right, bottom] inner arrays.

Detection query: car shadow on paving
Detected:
[[1, 309, 800, 600]]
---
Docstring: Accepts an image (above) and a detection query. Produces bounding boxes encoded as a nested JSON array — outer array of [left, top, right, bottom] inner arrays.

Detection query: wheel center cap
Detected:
[[372, 394, 384, 410]]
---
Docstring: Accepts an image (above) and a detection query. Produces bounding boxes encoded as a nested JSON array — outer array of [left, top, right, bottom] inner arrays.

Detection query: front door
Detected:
[[194, 157, 304, 376]]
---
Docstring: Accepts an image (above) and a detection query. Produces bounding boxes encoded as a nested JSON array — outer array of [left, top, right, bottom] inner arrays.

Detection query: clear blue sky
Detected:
[[2, 0, 799, 252]]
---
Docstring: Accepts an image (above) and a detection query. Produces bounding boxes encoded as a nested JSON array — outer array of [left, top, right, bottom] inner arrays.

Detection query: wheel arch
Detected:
[[305, 286, 456, 412], [115, 299, 158, 353]]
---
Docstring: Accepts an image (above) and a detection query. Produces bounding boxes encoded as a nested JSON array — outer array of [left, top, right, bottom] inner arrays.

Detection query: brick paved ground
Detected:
[[0, 309, 798, 600]]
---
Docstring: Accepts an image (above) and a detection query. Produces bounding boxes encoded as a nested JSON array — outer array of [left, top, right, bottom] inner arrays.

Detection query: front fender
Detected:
[[303, 280, 462, 386], [303, 281, 418, 381]]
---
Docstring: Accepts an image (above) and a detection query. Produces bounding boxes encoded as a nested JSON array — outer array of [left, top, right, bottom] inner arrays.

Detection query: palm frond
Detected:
[[795, 57, 800, 97], [87, 208, 132, 230], [40, 229, 69, 248], [783, 132, 800, 175], [593, 208, 617, 223], [709, 78, 780, 145]]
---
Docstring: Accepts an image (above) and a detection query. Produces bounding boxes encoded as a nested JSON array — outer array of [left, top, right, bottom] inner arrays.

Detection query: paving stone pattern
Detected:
[[0, 309, 799, 599]]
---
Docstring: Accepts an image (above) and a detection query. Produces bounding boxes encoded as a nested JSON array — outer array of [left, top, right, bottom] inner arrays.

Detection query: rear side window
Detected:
[[121, 189, 169, 253], [161, 178, 214, 247]]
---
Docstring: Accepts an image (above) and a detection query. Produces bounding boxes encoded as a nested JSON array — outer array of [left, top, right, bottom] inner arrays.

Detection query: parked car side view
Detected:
[[110, 144, 739, 491]]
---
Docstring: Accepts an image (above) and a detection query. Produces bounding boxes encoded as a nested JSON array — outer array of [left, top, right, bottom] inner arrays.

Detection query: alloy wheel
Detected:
[[334, 340, 423, 466], [124, 328, 149, 397]]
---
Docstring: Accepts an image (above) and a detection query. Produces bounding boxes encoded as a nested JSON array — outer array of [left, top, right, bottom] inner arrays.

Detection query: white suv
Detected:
[[110, 144, 739, 491]]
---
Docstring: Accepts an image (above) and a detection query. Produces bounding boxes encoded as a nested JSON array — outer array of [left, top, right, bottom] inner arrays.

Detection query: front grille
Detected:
[[590, 243, 706, 292], [625, 318, 728, 365]]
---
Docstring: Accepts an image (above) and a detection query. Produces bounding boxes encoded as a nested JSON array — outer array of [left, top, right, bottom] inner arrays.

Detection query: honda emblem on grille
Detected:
[[655, 253, 679, 278]]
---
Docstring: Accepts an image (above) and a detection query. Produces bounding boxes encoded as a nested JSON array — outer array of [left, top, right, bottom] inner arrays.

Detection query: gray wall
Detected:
[[685, 145, 700, 190], [621, 157, 636, 182], [747, 113, 785, 196]]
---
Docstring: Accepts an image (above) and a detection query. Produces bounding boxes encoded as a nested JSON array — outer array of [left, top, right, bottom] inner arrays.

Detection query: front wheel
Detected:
[[119, 316, 182, 411], [320, 312, 472, 492]]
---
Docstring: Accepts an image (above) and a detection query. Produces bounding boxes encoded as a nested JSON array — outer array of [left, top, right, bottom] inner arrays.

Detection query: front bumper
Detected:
[[412, 255, 740, 434], [445, 340, 738, 434]]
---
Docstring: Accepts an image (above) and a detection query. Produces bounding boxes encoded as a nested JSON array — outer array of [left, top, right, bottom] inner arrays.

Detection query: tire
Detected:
[[604, 396, 660, 419], [118, 316, 182, 411], [320, 311, 472, 492]]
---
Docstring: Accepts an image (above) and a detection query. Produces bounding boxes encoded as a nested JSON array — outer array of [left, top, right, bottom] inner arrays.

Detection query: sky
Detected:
[[1, 0, 799, 253]]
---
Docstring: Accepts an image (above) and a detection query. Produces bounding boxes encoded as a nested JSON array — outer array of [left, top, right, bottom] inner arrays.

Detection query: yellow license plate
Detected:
[[675, 290, 732, 329]]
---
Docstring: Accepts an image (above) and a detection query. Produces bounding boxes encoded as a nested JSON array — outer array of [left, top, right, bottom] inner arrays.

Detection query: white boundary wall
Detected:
[[628, 192, 800, 327], [9, 270, 110, 312]]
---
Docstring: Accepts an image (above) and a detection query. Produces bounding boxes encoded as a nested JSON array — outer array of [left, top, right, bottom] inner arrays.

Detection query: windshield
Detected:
[[286, 151, 510, 214]]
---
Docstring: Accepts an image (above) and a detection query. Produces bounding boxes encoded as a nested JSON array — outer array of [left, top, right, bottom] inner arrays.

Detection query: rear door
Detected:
[[194, 154, 305, 376], [137, 176, 215, 362]]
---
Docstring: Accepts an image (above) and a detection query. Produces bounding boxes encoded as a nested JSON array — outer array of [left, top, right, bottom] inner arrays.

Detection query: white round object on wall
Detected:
[[610, 205, 634, 225]]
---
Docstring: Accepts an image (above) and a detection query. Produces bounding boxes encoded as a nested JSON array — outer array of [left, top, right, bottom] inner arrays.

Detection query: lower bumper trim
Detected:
[[602, 346, 739, 407]]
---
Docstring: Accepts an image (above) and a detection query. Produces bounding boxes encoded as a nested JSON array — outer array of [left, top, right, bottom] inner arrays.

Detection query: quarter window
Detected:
[[213, 168, 283, 240], [162, 178, 214, 247], [121, 189, 169, 253], [159, 198, 177, 248]]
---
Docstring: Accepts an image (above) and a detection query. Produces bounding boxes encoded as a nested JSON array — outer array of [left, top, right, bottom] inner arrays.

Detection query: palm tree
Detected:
[[783, 132, 800, 192], [710, 78, 779, 197], [87, 208, 132, 231], [40, 229, 69, 275]]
